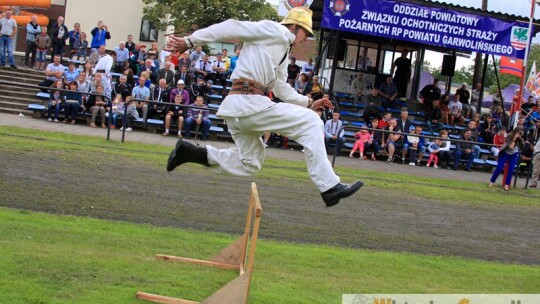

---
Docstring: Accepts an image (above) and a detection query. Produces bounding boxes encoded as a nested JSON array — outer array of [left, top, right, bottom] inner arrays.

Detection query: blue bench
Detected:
[[208, 94, 223, 101], [37, 92, 50, 99], [485, 160, 498, 167], [208, 103, 220, 109], [350, 121, 365, 127], [28, 103, 46, 118]]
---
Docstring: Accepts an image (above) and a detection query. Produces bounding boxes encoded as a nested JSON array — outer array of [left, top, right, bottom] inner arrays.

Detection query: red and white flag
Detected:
[[500, 56, 523, 77]]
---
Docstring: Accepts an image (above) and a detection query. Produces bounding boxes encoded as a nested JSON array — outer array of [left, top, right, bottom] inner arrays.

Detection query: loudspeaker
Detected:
[[441, 55, 456, 77], [327, 38, 346, 61]]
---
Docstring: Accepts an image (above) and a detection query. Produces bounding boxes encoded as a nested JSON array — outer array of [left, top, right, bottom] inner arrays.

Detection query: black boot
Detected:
[[167, 139, 210, 172], [321, 181, 364, 207]]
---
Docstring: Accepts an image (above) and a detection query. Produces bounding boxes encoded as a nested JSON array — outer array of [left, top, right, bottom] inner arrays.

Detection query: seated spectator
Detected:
[[71, 32, 88, 61], [195, 54, 213, 81], [439, 93, 450, 124], [123, 68, 136, 86], [426, 138, 441, 168], [491, 106, 504, 130], [76, 72, 91, 106], [113, 74, 133, 101], [490, 127, 506, 158], [110, 94, 124, 129], [150, 79, 170, 118], [397, 110, 414, 164], [190, 75, 209, 101], [406, 126, 420, 166], [177, 51, 191, 73], [114, 41, 129, 73], [120, 96, 138, 132], [488, 127, 524, 191], [307, 76, 323, 96], [425, 99, 443, 133], [139, 59, 158, 84], [438, 129, 452, 169], [84, 84, 108, 128], [35, 26, 50, 70], [379, 76, 398, 109], [363, 87, 383, 124], [519, 140, 534, 177], [351, 73, 366, 107], [140, 71, 152, 88], [184, 96, 211, 140], [158, 61, 175, 87], [453, 129, 475, 172], [132, 76, 151, 122], [324, 112, 345, 154], [39, 54, 65, 92], [378, 112, 392, 129], [420, 78, 442, 109], [295, 73, 308, 94], [349, 126, 372, 159], [211, 52, 227, 88], [448, 94, 465, 126], [465, 120, 481, 159], [163, 93, 185, 137], [480, 115, 497, 144], [82, 60, 94, 81], [382, 118, 401, 162], [47, 80, 64, 123], [64, 61, 80, 85], [174, 65, 193, 88], [368, 118, 382, 160], [170, 79, 190, 105], [63, 81, 82, 125]]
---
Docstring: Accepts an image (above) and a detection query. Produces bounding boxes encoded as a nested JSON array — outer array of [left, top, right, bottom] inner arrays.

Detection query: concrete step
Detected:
[[0, 100, 32, 110], [0, 106, 32, 116], [0, 75, 42, 86], [0, 87, 39, 99], [0, 66, 46, 77]]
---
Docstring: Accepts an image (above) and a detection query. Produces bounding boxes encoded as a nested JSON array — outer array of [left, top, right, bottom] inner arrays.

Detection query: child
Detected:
[[426, 139, 441, 168], [121, 96, 139, 132], [47, 80, 64, 122], [35, 26, 50, 70], [406, 126, 419, 166], [491, 127, 506, 158], [110, 94, 124, 129], [63, 81, 81, 124], [349, 127, 371, 159]]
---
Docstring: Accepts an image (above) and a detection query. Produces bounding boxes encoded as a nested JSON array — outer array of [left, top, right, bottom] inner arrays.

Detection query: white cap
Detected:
[[177, 79, 185, 85]]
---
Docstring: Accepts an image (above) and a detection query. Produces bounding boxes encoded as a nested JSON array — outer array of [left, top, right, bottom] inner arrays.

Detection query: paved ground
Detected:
[[0, 112, 533, 187]]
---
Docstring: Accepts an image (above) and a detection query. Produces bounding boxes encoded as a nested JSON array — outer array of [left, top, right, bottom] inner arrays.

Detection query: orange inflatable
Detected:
[[0, 0, 51, 26]]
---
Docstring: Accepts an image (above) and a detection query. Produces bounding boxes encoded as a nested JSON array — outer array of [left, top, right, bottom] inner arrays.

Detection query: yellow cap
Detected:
[[281, 7, 314, 36]]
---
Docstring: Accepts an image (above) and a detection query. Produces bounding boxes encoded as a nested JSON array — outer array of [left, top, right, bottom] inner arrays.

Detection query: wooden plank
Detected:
[[136, 292, 199, 304], [155, 254, 240, 270]]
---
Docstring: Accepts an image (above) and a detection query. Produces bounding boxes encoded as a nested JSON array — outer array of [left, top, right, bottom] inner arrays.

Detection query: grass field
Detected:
[[0, 126, 539, 303]]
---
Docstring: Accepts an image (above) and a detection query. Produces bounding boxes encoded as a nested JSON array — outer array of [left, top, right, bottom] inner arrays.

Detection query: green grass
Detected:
[[0, 207, 538, 304], [2, 126, 538, 207]]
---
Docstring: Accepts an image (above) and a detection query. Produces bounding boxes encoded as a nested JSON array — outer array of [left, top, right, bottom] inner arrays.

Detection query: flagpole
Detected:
[[515, 0, 537, 128]]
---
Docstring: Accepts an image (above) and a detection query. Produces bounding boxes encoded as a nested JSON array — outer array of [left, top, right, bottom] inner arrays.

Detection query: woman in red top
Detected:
[[490, 127, 506, 158]]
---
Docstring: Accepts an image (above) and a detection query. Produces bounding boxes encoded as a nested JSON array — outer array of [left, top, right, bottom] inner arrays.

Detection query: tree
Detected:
[[142, 0, 280, 34]]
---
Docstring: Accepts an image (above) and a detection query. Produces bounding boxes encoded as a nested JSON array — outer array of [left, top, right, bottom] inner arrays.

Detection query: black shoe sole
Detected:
[[325, 181, 364, 207], [166, 139, 185, 172]]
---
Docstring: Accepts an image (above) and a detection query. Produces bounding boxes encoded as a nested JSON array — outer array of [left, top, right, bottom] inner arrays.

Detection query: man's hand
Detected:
[[196, 118, 202, 125], [310, 98, 334, 111], [165, 35, 188, 53]]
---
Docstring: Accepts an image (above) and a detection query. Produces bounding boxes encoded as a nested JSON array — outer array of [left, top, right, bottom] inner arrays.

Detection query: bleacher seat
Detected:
[[350, 121, 365, 127], [28, 104, 46, 118], [208, 104, 220, 109], [37, 92, 50, 99]]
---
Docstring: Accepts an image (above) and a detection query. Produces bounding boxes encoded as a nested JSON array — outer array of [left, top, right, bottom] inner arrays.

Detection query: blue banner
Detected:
[[322, 0, 529, 59]]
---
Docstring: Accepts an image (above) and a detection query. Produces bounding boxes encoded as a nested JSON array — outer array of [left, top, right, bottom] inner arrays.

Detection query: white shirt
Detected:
[[189, 19, 308, 118], [324, 119, 345, 138], [93, 54, 113, 77], [449, 100, 462, 115]]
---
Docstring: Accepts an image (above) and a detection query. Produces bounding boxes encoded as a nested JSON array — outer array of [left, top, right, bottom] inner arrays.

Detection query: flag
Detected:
[[526, 61, 536, 93], [278, 0, 314, 16], [500, 56, 523, 77]]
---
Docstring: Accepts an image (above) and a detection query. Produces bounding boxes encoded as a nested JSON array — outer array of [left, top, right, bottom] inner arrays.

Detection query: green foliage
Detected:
[[142, 0, 280, 33]]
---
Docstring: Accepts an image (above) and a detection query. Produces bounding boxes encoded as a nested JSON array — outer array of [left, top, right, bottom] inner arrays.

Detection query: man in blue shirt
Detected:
[[90, 21, 111, 49], [114, 41, 129, 73], [132, 76, 151, 121], [24, 15, 40, 68]]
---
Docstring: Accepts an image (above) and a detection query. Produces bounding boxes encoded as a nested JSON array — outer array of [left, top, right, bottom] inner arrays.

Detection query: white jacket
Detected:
[[189, 19, 309, 118]]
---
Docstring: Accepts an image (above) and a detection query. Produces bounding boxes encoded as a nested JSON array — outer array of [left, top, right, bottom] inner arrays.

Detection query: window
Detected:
[[140, 19, 159, 42]]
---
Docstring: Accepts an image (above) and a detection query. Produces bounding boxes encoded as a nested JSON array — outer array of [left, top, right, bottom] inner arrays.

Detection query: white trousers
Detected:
[[206, 103, 340, 193]]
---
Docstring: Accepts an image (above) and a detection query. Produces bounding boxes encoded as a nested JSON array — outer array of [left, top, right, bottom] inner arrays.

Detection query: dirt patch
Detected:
[[1, 148, 539, 265]]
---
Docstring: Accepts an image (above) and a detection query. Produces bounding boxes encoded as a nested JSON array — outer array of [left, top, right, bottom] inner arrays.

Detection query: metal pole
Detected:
[[492, 54, 504, 110], [479, 53, 489, 114]]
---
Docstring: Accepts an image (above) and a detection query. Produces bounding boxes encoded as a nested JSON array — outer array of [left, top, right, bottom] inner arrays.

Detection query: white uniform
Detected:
[[188, 19, 340, 192]]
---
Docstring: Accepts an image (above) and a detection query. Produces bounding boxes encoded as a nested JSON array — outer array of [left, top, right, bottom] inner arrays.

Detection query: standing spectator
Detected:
[[438, 129, 452, 169], [184, 95, 211, 140], [125, 34, 136, 53], [324, 112, 345, 154], [24, 15, 41, 68], [63, 81, 82, 124], [420, 78, 441, 109], [114, 41, 129, 73], [471, 82, 482, 117], [68, 22, 81, 55], [357, 47, 372, 70], [301, 57, 315, 76], [491, 91, 503, 113], [35, 26, 50, 70], [490, 127, 507, 158], [456, 83, 472, 118], [488, 127, 524, 191], [453, 129, 475, 172], [351, 73, 366, 107], [0, 9, 17, 68], [529, 139, 540, 188], [90, 21, 111, 49], [39, 54, 65, 92], [163, 93, 185, 137], [426, 139, 441, 168], [379, 76, 398, 109], [50, 16, 68, 61], [47, 80, 64, 122], [93, 46, 114, 98], [362, 87, 382, 124], [72, 32, 88, 61], [391, 49, 411, 98], [287, 56, 301, 87]]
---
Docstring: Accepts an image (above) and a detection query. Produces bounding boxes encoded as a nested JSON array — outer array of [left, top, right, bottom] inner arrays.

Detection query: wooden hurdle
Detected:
[[136, 182, 263, 304]]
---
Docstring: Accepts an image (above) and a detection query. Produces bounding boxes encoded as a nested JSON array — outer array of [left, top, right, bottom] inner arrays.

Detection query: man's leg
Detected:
[[454, 150, 462, 169], [0, 37, 6, 65], [530, 154, 540, 187]]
